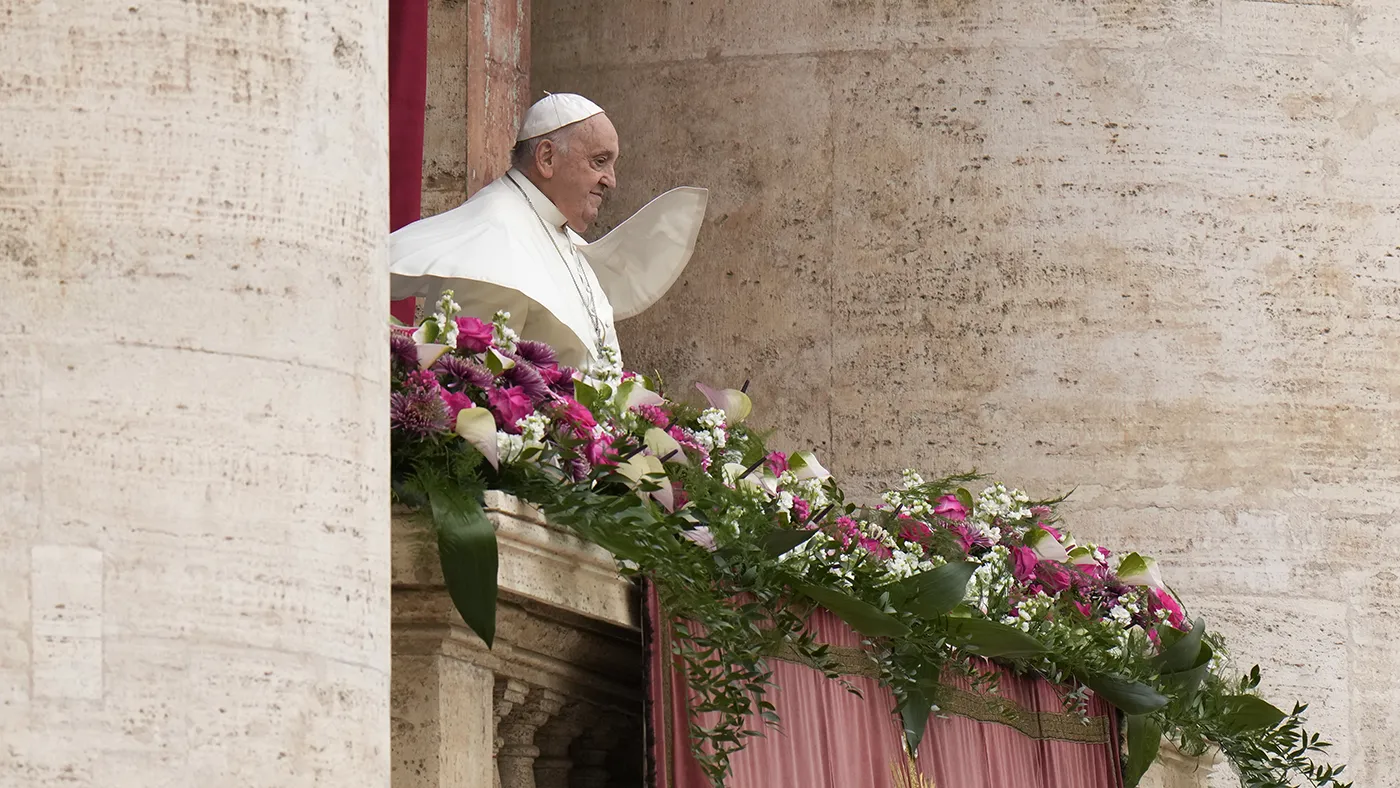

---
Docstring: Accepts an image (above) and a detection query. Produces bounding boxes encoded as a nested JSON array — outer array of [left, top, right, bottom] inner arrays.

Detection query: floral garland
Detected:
[[390, 292, 1350, 788]]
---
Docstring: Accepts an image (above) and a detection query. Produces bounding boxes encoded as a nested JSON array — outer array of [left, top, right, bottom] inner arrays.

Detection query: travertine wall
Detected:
[[532, 1, 1400, 783], [421, 0, 530, 217], [0, 1, 389, 785]]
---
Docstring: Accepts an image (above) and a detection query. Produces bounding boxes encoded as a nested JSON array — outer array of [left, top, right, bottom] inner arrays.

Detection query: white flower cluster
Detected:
[[582, 344, 624, 389], [490, 310, 518, 352], [881, 470, 933, 516], [691, 408, 728, 452], [786, 475, 830, 510], [496, 431, 524, 464], [412, 292, 464, 348], [1003, 590, 1054, 632], [976, 483, 1032, 522], [901, 469, 925, 489], [967, 546, 1012, 616]]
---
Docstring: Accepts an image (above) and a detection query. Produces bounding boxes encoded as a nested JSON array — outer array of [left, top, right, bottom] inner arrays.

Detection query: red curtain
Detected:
[[388, 0, 430, 326], [648, 591, 1123, 788]]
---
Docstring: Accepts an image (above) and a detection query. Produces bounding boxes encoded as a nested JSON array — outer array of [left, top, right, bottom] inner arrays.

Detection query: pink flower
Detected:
[[1030, 505, 1052, 519], [933, 495, 969, 522], [1073, 600, 1093, 618], [454, 317, 495, 353], [1037, 562, 1072, 595], [585, 435, 617, 468], [834, 516, 861, 548], [766, 451, 789, 475], [486, 386, 533, 433], [634, 403, 669, 428], [792, 497, 812, 523], [859, 536, 892, 560], [898, 517, 933, 544], [1011, 546, 1039, 585], [1038, 523, 1064, 541], [441, 391, 474, 421], [1149, 588, 1188, 630], [555, 396, 597, 433]]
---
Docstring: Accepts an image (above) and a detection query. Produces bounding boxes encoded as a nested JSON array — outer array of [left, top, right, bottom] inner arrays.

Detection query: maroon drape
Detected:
[[647, 590, 1124, 788], [388, 0, 430, 326]]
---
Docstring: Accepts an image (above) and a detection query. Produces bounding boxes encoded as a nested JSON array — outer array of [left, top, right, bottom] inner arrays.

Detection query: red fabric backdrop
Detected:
[[648, 591, 1124, 788], [388, 0, 430, 326]]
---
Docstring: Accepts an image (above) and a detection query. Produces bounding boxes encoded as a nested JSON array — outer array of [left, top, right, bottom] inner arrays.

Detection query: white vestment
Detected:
[[389, 169, 707, 369]]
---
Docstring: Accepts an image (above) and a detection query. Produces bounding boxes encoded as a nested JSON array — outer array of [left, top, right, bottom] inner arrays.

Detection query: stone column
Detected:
[[497, 686, 566, 788], [533, 701, 587, 788], [0, 0, 389, 785], [568, 713, 621, 788]]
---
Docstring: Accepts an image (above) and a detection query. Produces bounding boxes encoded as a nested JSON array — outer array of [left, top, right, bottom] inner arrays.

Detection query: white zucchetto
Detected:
[[515, 93, 606, 142]]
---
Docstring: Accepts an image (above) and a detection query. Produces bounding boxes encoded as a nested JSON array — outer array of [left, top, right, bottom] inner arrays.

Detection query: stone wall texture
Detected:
[[530, 1, 1400, 784], [421, 0, 530, 217], [0, 1, 390, 785]]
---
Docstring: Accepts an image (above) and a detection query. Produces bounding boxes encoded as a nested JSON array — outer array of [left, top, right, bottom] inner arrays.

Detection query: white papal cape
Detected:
[[390, 169, 708, 369]]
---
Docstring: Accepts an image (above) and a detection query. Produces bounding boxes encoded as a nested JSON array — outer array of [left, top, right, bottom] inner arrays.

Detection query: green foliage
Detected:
[[390, 382, 1349, 788]]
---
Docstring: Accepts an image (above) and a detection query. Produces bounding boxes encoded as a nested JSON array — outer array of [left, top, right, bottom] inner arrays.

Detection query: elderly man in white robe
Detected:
[[390, 94, 708, 370]]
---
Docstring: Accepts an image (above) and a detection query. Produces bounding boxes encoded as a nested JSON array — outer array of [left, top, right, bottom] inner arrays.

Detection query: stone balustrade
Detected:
[[391, 493, 644, 788]]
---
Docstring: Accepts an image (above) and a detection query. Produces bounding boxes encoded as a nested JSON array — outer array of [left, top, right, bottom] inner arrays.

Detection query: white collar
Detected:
[[504, 169, 570, 231]]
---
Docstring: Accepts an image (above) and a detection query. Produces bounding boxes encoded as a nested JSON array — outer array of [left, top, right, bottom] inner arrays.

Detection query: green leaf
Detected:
[[945, 617, 1048, 658], [761, 528, 817, 557], [1124, 714, 1162, 788], [1220, 695, 1287, 732], [898, 690, 933, 754], [1082, 673, 1169, 715], [1154, 617, 1205, 674], [428, 481, 498, 648], [796, 584, 910, 638], [893, 561, 977, 617], [955, 487, 975, 513], [1160, 641, 1213, 701]]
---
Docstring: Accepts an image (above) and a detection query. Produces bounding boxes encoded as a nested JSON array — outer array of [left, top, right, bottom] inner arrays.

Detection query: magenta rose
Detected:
[[933, 494, 969, 522], [487, 386, 533, 433], [1011, 546, 1039, 585], [441, 391, 474, 422], [455, 316, 495, 353]]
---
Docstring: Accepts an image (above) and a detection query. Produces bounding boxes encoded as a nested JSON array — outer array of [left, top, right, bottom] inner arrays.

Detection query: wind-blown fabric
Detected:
[[646, 589, 1123, 788]]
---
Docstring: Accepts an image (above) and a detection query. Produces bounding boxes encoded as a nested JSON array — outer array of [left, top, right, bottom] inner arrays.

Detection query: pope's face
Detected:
[[539, 114, 619, 232]]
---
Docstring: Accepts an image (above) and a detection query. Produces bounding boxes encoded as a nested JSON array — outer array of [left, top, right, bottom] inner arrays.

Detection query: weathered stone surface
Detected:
[[421, 0, 531, 218], [531, 0, 1400, 783], [0, 0, 389, 784], [390, 499, 642, 788]]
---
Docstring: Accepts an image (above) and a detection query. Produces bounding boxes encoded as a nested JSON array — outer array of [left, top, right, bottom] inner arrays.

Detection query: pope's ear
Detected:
[[534, 139, 556, 179]]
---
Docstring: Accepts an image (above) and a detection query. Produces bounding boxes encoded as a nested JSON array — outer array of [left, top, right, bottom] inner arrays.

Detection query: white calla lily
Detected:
[[788, 450, 831, 481], [644, 427, 689, 465], [415, 343, 451, 370], [618, 379, 665, 410], [1027, 527, 1070, 563], [695, 382, 752, 424], [1116, 552, 1165, 589], [618, 454, 674, 511], [455, 407, 499, 469]]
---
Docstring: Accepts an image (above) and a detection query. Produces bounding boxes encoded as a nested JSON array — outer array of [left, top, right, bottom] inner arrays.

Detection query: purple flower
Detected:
[[513, 339, 558, 368], [390, 332, 418, 374], [391, 371, 451, 437], [435, 354, 494, 391], [502, 354, 551, 403]]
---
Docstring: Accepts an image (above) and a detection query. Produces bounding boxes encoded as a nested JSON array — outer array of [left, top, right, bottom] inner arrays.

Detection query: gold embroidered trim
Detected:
[[769, 643, 1110, 745]]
